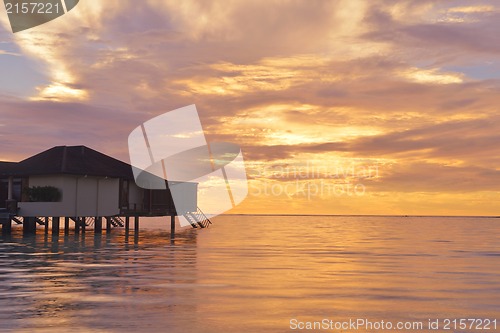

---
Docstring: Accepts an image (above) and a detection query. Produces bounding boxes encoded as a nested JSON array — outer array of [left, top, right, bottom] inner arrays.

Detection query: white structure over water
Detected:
[[0, 146, 209, 234]]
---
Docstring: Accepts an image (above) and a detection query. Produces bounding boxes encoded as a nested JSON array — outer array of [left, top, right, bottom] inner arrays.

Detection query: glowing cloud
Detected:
[[399, 68, 464, 85]]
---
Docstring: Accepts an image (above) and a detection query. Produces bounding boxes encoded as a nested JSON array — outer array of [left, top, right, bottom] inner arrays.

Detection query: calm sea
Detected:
[[0, 215, 499, 332]]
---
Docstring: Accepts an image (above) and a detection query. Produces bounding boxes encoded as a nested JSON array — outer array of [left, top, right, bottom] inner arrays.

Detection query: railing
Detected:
[[183, 207, 212, 229]]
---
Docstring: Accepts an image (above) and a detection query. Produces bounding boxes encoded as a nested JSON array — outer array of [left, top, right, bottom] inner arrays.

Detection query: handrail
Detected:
[[196, 207, 212, 226]]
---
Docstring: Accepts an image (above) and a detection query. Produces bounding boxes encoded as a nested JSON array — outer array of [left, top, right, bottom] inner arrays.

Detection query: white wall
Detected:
[[96, 178, 120, 216], [18, 175, 199, 217], [18, 175, 120, 217], [19, 175, 75, 216], [76, 177, 96, 216]]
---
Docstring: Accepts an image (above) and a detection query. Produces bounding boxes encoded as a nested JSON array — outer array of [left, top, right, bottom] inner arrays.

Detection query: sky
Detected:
[[0, 0, 499, 216]]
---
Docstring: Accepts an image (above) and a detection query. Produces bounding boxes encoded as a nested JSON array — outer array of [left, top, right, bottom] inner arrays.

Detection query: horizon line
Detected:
[[221, 214, 500, 218]]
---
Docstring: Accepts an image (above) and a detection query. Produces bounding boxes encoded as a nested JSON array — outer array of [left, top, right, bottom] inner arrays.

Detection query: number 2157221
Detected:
[[5, 2, 61, 14]]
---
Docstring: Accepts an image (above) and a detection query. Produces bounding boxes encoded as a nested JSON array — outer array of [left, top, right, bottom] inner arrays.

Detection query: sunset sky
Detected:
[[0, 0, 499, 215]]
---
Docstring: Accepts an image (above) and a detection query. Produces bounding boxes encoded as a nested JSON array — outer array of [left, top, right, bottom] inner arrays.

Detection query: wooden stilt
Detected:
[[125, 216, 130, 233], [23, 217, 36, 235], [81, 217, 86, 234], [64, 217, 70, 235], [170, 215, 175, 238], [44, 217, 49, 234], [95, 217, 103, 233], [75, 217, 80, 235], [133, 216, 140, 244], [52, 217, 60, 236], [106, 217, 112, 233], [134, 216, 139, 231]]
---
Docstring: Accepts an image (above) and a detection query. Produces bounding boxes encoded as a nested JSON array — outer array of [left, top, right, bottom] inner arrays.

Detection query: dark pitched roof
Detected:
[[3, 146, 134, 179], [0, 162, 17, 175]]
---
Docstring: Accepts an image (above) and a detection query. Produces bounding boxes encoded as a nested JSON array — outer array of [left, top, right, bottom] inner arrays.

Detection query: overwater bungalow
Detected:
[[0, 145, 210, 234]]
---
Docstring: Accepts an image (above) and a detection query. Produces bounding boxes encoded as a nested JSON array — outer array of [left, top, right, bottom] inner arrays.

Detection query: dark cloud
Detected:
[[364, 3, 500, 60]]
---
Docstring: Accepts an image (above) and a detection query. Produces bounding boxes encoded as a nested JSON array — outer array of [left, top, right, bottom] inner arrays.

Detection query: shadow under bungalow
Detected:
[[0, 145, 211, 235]]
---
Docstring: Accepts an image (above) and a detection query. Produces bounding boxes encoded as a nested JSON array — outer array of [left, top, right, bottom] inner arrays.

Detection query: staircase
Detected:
[[11, 216, 23, 225], [183, 207, 212, 229], [84, 217, 95, 227], [84, 216, 124, 228], [72, 216, 123, 228], [109, 216, 125, 227]]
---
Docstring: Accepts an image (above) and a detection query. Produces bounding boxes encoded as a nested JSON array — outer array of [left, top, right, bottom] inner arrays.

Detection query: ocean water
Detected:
[[0, 215, 499, 332]]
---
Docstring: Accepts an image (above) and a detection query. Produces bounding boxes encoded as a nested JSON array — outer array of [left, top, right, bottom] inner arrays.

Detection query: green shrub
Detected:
[[24, 186, 62, 202]]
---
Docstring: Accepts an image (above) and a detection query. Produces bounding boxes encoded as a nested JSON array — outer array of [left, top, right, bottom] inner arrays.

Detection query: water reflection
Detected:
[[0, 228, 199, 332], [0, 216, 499, 333]]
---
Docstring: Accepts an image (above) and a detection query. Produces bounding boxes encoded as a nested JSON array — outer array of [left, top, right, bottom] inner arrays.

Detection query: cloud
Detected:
[[398, 67, 464, 84], [0, 97, 139, 162], [1, 0, 499, 214], [363, 3, 500, 60], [241, 116, 500, 164], [448, 5, 495, 14], [367, 162, 500, 192], [0, 50, 20, 56]]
